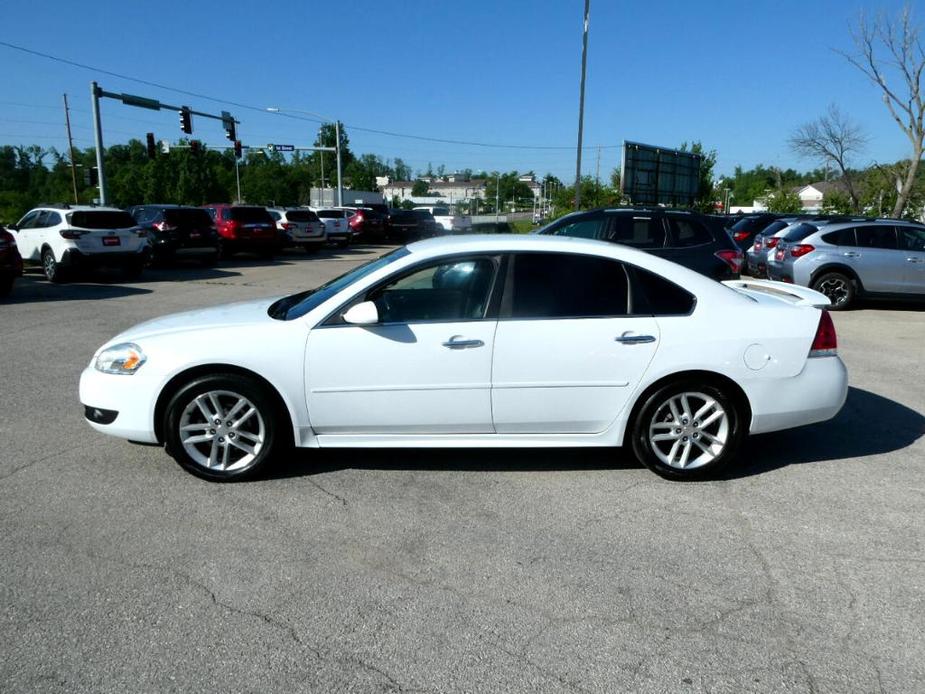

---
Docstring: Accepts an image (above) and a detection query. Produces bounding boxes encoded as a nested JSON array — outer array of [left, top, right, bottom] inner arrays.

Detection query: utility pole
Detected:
[[595, 145, 601, 185], [234, 157, 242, 202], [495, 173, 500, 225], [90, 81, 107, 205], [335, 120, 343, 207], [62, 93, 79, 204], [574, 0, 591, 210]]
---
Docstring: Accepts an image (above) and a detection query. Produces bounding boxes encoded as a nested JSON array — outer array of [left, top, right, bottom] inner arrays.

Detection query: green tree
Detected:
[[765, 188, 803, 213], [411, 179, 430, 196]]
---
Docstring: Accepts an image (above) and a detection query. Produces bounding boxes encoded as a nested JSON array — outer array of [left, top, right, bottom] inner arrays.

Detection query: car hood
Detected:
[[111, 297, 281, 343]]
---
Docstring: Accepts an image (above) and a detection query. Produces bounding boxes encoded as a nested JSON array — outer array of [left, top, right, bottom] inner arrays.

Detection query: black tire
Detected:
[[812, 271, 856, 310], [0, 275, 13, 298], [123, 259, 145, 280], [630, 379, 746, 481], [42, 248, 67, 283], [337, 240, 350, 249], [201, 251, 220, 267], [163, 373, 285, 482]]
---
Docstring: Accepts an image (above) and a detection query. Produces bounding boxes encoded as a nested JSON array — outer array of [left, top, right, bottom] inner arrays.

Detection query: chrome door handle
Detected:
[[615, 334, 656, 344], [907, 257, 922, 263], [442, 336, 484, 349], [843, 251, 860, 257]]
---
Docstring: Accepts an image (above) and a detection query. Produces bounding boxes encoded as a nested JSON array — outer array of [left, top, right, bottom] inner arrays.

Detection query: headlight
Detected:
[[94, 343, 146, 375]]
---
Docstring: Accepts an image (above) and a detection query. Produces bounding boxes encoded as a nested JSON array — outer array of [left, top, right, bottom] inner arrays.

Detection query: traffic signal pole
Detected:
[[90, 82, 108, 205]]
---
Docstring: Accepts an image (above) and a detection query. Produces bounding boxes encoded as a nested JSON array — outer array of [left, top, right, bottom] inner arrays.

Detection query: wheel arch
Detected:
[[153, 363, 296, 446], [809, 263, 865, 293], [621, 369, 753, 447]]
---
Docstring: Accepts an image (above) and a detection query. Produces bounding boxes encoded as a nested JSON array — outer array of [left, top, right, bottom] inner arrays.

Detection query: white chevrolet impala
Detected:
[[80, 235, 848, 481]]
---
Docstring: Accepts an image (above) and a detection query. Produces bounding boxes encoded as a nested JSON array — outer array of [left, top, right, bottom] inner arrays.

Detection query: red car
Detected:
[[202, 204, 277, 258], [0, 225, 23, 297]]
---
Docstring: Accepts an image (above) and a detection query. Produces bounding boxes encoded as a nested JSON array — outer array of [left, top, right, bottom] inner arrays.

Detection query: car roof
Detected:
[[36, 205, 124, 213]]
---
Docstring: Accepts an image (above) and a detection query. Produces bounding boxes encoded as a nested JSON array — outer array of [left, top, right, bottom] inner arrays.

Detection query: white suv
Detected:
[[267, 208, 327, 251], [9, 205, 150, 282]]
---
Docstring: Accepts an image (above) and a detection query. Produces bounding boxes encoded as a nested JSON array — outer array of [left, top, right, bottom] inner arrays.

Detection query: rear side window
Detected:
[[229, 207, 273, 224], [665, 217, 712, 247], [510, 253, 629, 318], [284, 210, 320, 223], [38, 211, 62, 227], [550, 216, 606, 240], [67, 211, 137, 229], [432, 207, 450, 216], [781, 222, 819, 242], [822, 228, 855, 246], [605, 215, 663, 248], [855, 225, 897, 250], [628, 266, 696, 315]]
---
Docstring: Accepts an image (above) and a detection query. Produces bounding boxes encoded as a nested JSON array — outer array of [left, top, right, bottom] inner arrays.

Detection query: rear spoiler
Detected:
[[722, 279, 831, 308]]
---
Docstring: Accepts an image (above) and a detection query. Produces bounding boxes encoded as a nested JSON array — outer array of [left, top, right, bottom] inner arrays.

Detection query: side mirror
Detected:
[[342, 301, 379, 325]]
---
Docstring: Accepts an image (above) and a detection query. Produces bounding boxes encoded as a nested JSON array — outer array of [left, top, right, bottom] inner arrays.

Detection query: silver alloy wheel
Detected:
[[178, 389, 265, 472], [648, 391, 729, 470], [43, 251, 56, 278], [817, 277, 849, 306]]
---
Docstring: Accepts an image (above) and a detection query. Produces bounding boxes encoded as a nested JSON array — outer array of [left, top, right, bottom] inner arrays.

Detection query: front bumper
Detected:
[[79, 366, 159, 443], [746, 356, 848, 434]]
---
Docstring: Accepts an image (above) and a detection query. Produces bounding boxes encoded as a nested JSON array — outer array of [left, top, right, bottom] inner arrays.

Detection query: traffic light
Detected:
[[222, 111, 236, 141], [233, 140, 242, 158], [179, 106, 192, 134], [145, 132, 156, 159], [189, 140, 201, 155], [84, 167, 98, 186]]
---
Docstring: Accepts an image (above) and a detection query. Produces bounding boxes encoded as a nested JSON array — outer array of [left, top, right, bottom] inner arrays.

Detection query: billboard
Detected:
[[621, 141, 702, 206]]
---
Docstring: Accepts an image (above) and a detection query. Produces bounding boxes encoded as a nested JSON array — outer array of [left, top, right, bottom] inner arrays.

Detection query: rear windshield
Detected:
[[782, 222, 819, 242], [412, 210, 434, 219], [284, 210, 320, 222], [758, 220, 789, 237], [67, 211, 137, 229], [730, 215, 772, 233], [164, 208, 213, 226], [432, 207, 450, 216], [230, 207, 273, 223], [316, 210, 345, 218]]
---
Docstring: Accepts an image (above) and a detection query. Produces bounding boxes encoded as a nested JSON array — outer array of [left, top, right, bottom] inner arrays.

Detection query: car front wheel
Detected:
[[164, 374, 284, 481], [42, 248, 67, 283], [630, 380, 745, 480]]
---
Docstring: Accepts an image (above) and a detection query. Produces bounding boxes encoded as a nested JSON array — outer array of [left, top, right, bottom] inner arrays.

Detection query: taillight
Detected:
[[153, 221, 177, 232], [809, 310, 837, 357], [224, 220, 239, 237], [733, 230, 749, 242], [766, 237, 780, 249], [775, 248, 784, 262], [281, 223, 295, 231], [790, 244, 815, 258], [715, 248, 744, 274], [59, 229, 85, 239]]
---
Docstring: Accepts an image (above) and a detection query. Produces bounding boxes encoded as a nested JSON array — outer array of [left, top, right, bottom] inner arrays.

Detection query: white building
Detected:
[[381, 179, 488, 204]]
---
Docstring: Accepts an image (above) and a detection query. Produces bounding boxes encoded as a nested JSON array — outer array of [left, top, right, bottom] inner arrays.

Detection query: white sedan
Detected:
[[80, 235, 848, 482]]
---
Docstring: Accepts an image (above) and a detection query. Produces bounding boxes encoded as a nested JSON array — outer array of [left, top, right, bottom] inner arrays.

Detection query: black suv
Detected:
[[127, 205, 221, 265], [537, 208, 743, 280]]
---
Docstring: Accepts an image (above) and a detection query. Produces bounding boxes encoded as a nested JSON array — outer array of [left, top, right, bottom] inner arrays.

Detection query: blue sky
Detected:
[[0, 0, 916, 181]]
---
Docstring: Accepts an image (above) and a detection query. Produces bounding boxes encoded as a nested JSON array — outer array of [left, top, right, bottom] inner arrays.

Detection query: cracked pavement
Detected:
[[1, 245, 923, 692]]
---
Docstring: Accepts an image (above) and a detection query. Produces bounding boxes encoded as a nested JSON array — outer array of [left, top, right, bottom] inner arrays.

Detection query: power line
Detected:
[[0, 39, 622, 152]]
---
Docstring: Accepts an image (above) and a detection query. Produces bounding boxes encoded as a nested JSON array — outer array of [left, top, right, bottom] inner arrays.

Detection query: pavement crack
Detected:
[[306, 477, 348, 505]]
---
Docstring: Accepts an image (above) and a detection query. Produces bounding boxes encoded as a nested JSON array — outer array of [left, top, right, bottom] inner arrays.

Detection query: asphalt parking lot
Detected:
[[1, 245, 923, 693]]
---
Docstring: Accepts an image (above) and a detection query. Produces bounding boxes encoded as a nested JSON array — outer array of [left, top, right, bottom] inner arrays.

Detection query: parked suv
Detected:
[[537, 207, 743, 280], [0, 225, 23, 297], [313, 209, 351, 248], [746, 217, 802, 277], [8, 205, 149, 282], [768, 219, 925, 309], [727, 213, 784, 250], [127, 205, 220, 265], [202, 204, 276, 258], [267, 208, 326, 251]]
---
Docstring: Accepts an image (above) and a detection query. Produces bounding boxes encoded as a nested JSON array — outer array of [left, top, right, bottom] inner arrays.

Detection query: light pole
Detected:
[[266, 107, 343, 206], [574, 0, 590, 211]]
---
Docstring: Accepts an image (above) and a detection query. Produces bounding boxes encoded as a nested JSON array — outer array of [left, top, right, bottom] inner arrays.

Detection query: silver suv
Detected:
[[767, 219, 925, 309]]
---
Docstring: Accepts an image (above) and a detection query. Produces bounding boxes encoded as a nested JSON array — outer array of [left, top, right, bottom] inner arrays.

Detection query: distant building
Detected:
[[381, 179, 488, 204], [793, 181, 848, 212]]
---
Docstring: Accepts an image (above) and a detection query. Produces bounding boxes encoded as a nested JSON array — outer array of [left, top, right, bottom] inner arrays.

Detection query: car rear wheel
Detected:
[[0, 275, 13, 297], [42, 248, 67, 283], [164, 374, 284, 482], [631, 380, 745, 480], [812, 272, 855, 310], [123, 259, 145, 280]]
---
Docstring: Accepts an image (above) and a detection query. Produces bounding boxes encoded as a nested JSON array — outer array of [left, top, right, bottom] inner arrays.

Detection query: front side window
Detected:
[[550, 215, 605, 240], [605, 215, 664, 248], [16, 210, 41, 229], [665, 217, 712, 247], [369, 257, 497, 323], [898, 226, 925, 252], [510, 253, 629, 318]]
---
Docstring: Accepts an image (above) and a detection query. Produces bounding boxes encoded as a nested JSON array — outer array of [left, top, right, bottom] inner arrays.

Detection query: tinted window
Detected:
[[511, 253, 629, 318], [317, 210, 345, 219], [229, 207, 273, 224], [163, 208, 213, 227], [666, 217, 712, 247], [551, 216, 605, 240], [781, 222, 819, 242], [44, 211, 62, 227], [284, 210, 320, 223], [17, 210, 41, 228], [759, 220, 790, 237], [605, 215, 663, 248], [822, 228, 854, 246], [432, 207, 450, 216], [204, 208, 217, 220], [855, 225, 897, 250], [898, 226, 925, 251], [66, 211, 137, 229], [412, 210, 434, 220], [628, 266, 696, 315], [370, 258, 496, 323]]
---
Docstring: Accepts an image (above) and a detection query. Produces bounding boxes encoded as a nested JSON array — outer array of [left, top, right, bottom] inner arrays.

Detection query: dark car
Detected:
[[127, 205, 220, 265], [727, 213, 786, 250], [386, 209, 421, 241], [0, 225, 23, 297], [201, 204, 277, 258], [344, 207, 387, 240], [411, 209, 439, 237], [537, 207, 743, 281]]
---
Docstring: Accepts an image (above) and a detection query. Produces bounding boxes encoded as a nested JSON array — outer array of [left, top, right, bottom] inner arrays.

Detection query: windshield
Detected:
[[268, 247, 411, 320]]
